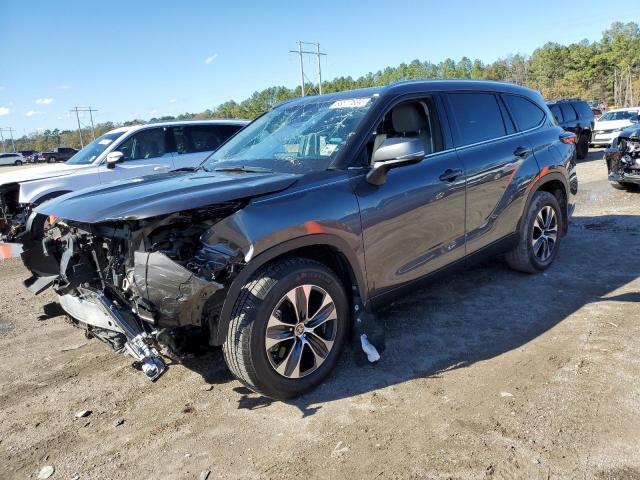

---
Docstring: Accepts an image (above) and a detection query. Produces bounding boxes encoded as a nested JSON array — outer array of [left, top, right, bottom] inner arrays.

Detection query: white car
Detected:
[[591, 107, 640, 146], [0, 119, 248, 240], [0, 152, 25, 166]]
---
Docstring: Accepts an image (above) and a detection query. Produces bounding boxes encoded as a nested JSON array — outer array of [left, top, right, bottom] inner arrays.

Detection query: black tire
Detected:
[[576, 133, 589, 160], [14, 160, 23, 166], [47, 157, 56, 163], [222, 257, 349, 399], [506, 191, 563, 274], [611, 181, 640, 191]]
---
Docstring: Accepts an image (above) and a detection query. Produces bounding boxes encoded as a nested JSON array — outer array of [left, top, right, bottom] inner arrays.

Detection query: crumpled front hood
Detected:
[[619, 123, 640, 139], [35, 170, 298, 223], [0, 163, 86, 186]]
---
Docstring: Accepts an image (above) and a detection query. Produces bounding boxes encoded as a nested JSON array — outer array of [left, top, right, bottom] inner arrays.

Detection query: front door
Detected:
[[98, 127, 174, 183], [352, 97, 466, 299]]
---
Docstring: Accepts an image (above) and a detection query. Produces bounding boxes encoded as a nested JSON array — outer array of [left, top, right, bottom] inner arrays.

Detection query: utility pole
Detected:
[[70, 106, 98, 147], [0, 129, 4, 153], [0, 128, 16, 152], [290, 41, 327, 96]]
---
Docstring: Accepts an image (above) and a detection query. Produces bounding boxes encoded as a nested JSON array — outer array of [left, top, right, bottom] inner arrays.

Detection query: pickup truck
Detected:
[[40, 147, 78, 163]]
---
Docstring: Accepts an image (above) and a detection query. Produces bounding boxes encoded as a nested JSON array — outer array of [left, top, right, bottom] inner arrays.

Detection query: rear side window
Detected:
[[173, 125, 241, 154], [560, 103, 577, 122], [504, 95, 546, 131], [572, 101, 593, 118], [448, 93, 506, 145]]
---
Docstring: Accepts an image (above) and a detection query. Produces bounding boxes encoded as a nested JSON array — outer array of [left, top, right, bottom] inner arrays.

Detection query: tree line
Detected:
[[8, 21, 640, 153]]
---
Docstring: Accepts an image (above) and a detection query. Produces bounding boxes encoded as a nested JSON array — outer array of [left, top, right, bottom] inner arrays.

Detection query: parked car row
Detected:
[[3, 80, 578, 399]]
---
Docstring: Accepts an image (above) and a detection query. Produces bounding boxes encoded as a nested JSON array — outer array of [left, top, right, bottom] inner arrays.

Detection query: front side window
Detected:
[[66, 131, 127, 165], [202, 96, 376, 174], [504, 95, 546, 131], [117, 128, 167, 161], [449, 93, 506, 146]]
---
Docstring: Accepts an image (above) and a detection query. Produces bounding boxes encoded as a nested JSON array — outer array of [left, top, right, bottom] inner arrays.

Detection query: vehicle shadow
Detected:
[[184, 214, 639, 414]]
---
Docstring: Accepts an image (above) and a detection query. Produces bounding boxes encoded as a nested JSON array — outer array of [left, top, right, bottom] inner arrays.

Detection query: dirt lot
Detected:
[[1, 149, 639, 480]]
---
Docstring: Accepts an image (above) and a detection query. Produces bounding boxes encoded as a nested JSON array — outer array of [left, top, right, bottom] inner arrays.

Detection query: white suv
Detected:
[[0, 152, 25, 166], [0, 119, 248, 240]]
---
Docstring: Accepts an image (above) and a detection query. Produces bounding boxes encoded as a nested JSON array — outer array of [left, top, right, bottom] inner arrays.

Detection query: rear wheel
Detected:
[[222, 257, 349, 399], [576, 133, 589, 160], [506, 191, 563, 273], [47, 156, 56, 163], [14, 160, 23, 166]]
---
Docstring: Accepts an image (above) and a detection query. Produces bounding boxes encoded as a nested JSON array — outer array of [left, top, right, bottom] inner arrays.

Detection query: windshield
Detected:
[[66, 131, 127, 165], [202, 96, 376, 174], [599, 110, 639, 122]]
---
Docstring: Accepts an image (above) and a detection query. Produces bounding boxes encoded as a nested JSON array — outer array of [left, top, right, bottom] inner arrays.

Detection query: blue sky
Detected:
[[1, 0, 638, 136]]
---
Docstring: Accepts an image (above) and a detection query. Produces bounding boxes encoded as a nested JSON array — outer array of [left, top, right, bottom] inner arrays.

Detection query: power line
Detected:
[[290, 41, 327, 96], [70, 106, 98, 147], [0, 127, 16, 152]]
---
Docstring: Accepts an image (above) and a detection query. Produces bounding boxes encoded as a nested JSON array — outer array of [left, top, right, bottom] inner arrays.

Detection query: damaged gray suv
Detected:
[[22, 80, 578, 399]]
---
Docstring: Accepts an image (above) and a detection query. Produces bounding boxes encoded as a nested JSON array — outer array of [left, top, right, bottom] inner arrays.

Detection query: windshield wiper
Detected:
[[213, 166, 273, 173]]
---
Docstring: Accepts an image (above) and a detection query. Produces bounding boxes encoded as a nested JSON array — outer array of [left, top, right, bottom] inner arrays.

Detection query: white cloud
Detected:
[[25, 110, 42, 117], [0, 107, 9, 116], [35, 98, 53, 105], [204, 53, 218, 64], [57, 84, 71, 90], [169, 98, 177, 103]]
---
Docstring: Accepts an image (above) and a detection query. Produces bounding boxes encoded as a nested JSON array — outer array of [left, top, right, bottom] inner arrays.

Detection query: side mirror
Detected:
[[366, 137, 425, 185], [105, 151, 124, 169]]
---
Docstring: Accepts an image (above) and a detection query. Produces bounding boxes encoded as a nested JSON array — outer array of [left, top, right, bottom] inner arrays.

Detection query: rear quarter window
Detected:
[[572, 101, 594, 119], [448, 93, 507, 146], [504, 95, 546, 131]]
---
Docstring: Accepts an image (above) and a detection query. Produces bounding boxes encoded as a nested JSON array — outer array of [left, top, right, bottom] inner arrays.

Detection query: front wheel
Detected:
[[506, 191, 563, 273], [14, 160, 23, 166], [222, 258, 349, 399]]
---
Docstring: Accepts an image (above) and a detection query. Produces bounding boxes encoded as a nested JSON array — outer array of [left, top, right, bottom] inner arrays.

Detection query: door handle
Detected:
[[513, 146, 531, 158], [439, 168, 463, 182]]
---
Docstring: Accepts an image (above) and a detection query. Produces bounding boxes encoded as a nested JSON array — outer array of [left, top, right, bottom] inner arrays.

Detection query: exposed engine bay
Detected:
[[0, 184, 28, 241], [22, 201, 247, 380], [606, 132, 640, 184]]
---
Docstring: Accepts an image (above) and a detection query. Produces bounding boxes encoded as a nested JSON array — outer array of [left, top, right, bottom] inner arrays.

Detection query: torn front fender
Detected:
[[132, 251, 224, 328]]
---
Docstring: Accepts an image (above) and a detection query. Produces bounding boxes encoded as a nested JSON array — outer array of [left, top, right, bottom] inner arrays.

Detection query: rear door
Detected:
[[170, 124, 242, 169], [446, 91, 534, 255], [98, 127, 175, 183]]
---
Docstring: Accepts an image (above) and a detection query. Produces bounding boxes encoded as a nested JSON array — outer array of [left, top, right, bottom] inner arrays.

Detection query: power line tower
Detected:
[[0, 127, 16, 152], [290, 41, 327, 96], [70, 106, 98, 147]]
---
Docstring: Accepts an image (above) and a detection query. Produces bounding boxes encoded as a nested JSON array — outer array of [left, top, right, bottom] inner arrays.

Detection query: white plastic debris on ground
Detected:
[[360, 334, 380, 363]]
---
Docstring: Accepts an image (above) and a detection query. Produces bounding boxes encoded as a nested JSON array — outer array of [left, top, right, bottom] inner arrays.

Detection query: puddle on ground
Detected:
[[0, 243, 22, 259]]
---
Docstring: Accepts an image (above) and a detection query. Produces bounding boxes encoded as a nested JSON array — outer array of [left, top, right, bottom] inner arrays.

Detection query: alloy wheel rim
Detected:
[[265, 284, 337, 379], [531, 205, 558, 262]]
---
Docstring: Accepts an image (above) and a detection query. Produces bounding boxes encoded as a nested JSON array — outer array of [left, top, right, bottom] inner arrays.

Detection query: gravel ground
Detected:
[[1, 149, 639, 480]]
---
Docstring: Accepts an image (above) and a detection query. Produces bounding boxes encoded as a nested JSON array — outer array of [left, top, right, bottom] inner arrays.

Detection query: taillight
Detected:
[[560, 132, 577, 144]]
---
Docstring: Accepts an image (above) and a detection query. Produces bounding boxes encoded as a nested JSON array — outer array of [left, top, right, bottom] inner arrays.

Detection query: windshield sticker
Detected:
[[320, 144, 338, 156], [98, 139, 113, 145], [329, 98, 371, 109]]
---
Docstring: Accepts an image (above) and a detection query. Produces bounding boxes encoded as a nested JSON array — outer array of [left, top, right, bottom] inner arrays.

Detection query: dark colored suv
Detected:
[[546, 99, 594, 159], [22, 80, 577, 399]]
